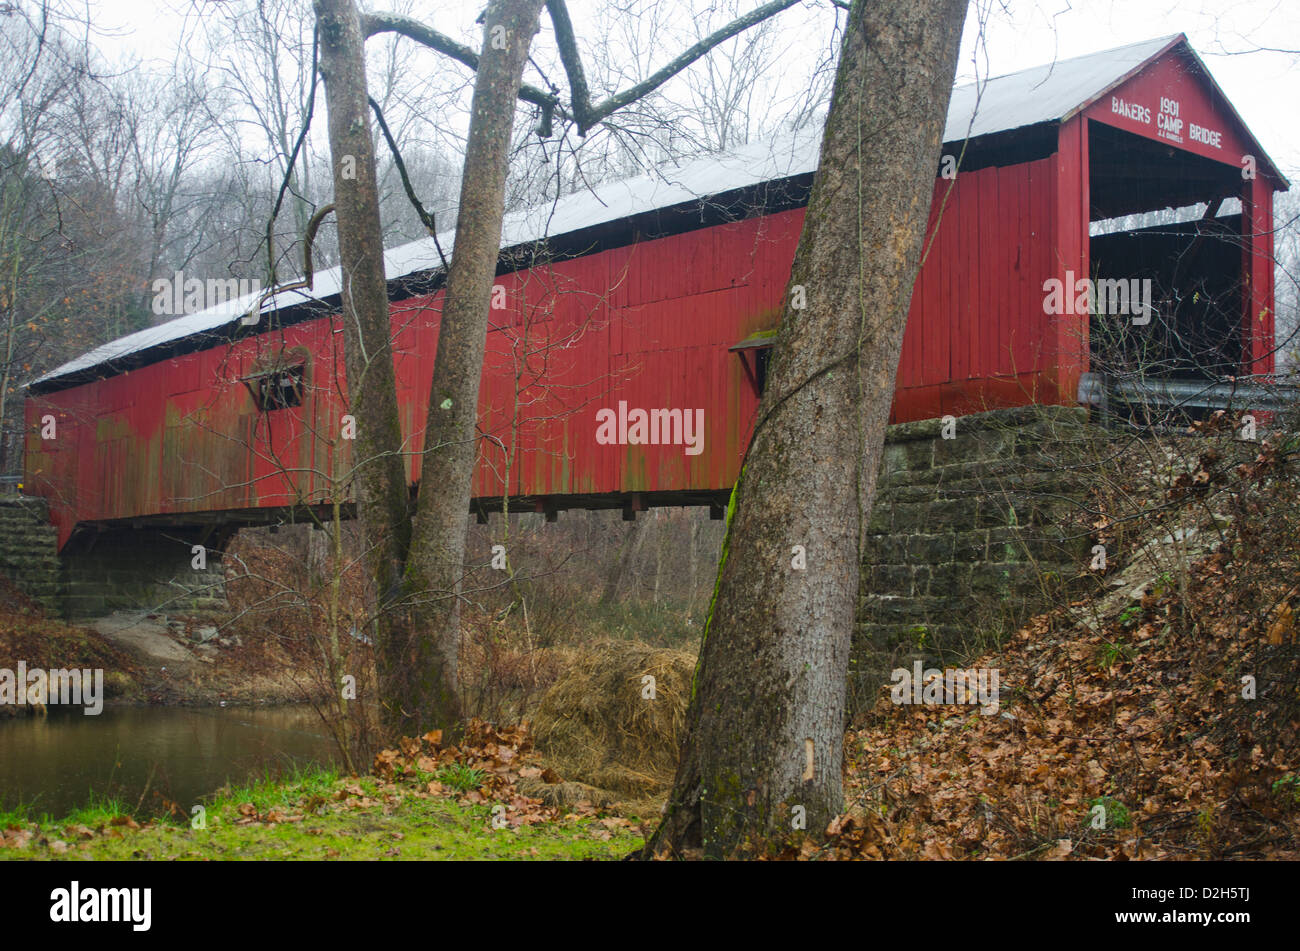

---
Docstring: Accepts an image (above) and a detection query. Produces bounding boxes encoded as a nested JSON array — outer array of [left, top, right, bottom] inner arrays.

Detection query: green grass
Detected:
[[0, 767, 642, 861], [0, 792, 129, 829], [0, 802, 33, 829], [1272, 773, 1300, 805], [210, 764, 346, 816], [1086, 796, 1131, 830], [1095, 638, 1135, 668], [434, 764, 486, 793], [56, 794, 131, 829]]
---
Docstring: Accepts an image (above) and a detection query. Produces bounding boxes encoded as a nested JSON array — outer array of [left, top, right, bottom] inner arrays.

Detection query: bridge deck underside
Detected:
[[62, 488, 733, 544]]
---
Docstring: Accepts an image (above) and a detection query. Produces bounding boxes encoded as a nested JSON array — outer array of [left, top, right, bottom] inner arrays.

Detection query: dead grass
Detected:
[[531, 640, 695, 801]]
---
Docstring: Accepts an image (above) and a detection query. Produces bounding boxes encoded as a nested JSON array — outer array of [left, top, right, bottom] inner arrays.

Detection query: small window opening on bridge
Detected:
[[250, 364, 305, 411]]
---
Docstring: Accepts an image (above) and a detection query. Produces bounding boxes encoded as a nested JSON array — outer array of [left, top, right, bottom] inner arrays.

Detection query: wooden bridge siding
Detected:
[[894, 155, 1060, 423], [1242, 173, 1276, 377], [27, 163, 1067, 550]]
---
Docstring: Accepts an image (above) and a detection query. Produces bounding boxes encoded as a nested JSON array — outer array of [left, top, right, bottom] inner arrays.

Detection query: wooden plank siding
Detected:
[[25, 54, 1282, 554], [25, 162, 1067, 550]]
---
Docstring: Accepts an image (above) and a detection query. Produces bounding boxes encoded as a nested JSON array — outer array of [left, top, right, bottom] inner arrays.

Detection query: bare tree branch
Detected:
[[359, 10, 559, 114], [367, 94, 449, 270], [363, 2, 804, 138], [244, 202, 336, 324], [547, 0, 804, 134], [543, 0, 592, 128], [265, 24, 319, 283]]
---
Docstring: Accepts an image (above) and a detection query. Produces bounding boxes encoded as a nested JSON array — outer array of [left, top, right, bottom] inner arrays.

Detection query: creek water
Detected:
[[0, 704, 339, 818]]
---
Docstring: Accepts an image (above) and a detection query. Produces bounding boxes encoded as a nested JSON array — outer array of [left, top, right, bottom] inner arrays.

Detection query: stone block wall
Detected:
[[59, 527, 227, 618], [851, 405, 1096, 711], [0, 496, 61, 612], [0, 499, 230, 620]]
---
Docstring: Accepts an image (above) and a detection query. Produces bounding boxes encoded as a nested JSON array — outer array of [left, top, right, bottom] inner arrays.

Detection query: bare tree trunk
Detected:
[[306, 523, 330, 587], [653, 511, 667, 606], [405, 0, 547, 735], [688, 515, 702, 616], [601, 518, 640, 604], [627, 514, 651, 597], [646, 0, 967, 858], [315, 0, 415, 735], [312, 0, 810, 741]]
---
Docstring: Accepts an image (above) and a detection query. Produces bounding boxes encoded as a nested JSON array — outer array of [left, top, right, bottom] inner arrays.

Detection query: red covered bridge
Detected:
[[23, 34, 1287, 564]]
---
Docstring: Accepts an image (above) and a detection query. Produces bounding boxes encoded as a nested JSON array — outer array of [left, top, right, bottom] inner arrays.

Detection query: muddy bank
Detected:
[[84, 611, 320, 706], [0, 583, 315, 711]]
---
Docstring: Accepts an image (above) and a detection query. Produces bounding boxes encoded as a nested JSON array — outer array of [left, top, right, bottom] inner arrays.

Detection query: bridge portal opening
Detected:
[[1086, 120, 1247, 394]]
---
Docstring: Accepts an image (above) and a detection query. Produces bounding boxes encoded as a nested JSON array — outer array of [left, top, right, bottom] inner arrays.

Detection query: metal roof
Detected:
[[942, 33, 1178, 141], [33, 32, 1267, 388]]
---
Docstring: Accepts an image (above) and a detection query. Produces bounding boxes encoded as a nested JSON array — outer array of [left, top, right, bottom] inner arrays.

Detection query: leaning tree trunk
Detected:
[[405, 0, 547, 735], [315, 0, 417, 736], [645, 0, 967, 858]]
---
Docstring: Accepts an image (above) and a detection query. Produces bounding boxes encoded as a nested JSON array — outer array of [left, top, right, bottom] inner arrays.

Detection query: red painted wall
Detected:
[[25, 163, 1062, 550], [30, 37, 1284, 552], [1084, 51, 1256, 168], [895, 156, 1061, 421]]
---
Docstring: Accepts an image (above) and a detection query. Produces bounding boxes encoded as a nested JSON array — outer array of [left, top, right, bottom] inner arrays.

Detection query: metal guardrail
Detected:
[[1078, 372, 1300, 415]]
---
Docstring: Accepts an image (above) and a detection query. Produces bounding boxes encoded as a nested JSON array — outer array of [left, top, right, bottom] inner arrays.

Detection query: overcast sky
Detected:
[[86, 0, 1300, 177]]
